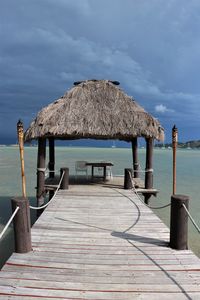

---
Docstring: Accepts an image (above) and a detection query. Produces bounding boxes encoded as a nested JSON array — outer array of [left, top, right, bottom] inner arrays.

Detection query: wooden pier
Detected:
[[1, 181, 200, 299]]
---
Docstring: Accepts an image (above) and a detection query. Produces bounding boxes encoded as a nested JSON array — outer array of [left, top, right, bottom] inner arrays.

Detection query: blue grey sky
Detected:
[[1, 0, 200, 143]]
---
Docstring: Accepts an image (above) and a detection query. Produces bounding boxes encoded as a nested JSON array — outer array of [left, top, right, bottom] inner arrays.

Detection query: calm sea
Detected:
[[0, 146, 200, 268]]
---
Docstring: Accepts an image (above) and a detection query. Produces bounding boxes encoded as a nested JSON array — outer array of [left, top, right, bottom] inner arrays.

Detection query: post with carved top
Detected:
[[17, 120, 26, 198], [145, 137, 154, 204], [172, 125, 178, 195]]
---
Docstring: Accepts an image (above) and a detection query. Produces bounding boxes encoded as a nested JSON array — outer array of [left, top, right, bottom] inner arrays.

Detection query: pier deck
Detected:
[[1, 183, 200, 299]]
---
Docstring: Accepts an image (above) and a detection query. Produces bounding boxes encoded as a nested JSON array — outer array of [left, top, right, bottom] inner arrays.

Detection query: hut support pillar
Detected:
[[48, 138, 55, 200], [131, 138, 139, 178], [145, 138, 154, 204], [49, 138, 55, 178], [37, 138, 46, 209]]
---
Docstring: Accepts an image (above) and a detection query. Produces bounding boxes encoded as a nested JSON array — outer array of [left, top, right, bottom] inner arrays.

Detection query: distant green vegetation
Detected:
[[155, 140, 200, 149]]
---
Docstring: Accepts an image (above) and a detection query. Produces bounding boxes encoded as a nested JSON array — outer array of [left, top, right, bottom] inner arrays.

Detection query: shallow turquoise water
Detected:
[[0, 146, 200, 268]]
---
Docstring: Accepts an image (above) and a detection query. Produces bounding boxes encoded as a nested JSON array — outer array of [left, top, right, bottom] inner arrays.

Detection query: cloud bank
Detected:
[[0, 0, 200, 141]]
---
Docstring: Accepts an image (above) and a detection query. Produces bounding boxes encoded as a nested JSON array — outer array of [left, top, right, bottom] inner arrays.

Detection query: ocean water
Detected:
[[0, 146, 200, 268]]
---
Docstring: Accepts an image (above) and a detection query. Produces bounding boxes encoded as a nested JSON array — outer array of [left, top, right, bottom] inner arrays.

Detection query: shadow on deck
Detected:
[[45, 175, 157, 198]]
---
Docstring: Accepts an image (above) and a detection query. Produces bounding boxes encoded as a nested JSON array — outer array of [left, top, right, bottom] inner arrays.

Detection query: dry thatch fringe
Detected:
[[24, 80, 164, 142]]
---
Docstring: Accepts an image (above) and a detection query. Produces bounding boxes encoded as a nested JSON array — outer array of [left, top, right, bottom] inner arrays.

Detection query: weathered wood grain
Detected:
[[1, 183, 200, 299]]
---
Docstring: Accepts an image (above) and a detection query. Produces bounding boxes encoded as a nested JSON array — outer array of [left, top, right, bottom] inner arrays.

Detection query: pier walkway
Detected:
[[0, 183, 200, 299]]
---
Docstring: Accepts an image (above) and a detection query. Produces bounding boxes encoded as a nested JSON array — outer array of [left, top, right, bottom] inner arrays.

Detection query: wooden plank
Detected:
[[136, 188, 159, 194], [1, 278, 200, 293]]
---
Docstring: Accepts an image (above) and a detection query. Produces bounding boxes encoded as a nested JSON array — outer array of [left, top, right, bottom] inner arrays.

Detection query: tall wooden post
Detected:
[[172, 125, 178, 195], [132, 138, 139, 178], [17, 120, 26, 198], [37, 138, 46, 208], [145, 137, 154, 204], [49, 138, 55, 178]]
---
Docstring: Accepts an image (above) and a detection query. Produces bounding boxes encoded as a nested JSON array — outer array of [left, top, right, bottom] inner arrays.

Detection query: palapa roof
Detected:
[[24, 79, 164, 142]]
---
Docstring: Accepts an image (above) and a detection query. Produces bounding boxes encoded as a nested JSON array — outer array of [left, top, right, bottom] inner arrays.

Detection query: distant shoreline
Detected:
[[1, 144, 200, 150]]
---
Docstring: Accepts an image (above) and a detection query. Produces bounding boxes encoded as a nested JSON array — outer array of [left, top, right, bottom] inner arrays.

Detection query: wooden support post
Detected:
[[172, 125, 178, 194], [145, 138, 154, 204], [124, 168, 133, 189], [103, 166, 107, 181], [37, 138, 46, 208], [170, 194, 189, 250], [49, 138, 55, 179], [60, 168, 69, 190], [132, 138, 139, 178], [11, 197, 32, 253]]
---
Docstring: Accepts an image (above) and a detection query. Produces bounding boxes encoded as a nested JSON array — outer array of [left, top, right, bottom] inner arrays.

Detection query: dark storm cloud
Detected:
[[1, 0, 200, 141]]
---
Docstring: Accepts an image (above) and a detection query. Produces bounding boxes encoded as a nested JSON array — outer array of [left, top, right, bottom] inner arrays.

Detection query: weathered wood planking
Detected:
[[0, 184, 200, 299]]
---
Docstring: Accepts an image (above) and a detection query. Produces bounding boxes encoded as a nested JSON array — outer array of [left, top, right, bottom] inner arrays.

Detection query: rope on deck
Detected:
[[182, 203, 200, 234], [29, 171, 65, 210], [0, 206, 20, 240]]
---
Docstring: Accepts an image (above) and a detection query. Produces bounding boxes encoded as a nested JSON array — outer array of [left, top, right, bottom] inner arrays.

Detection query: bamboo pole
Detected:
[[17, 120, 26, 197], [172, 125, 178, 195]]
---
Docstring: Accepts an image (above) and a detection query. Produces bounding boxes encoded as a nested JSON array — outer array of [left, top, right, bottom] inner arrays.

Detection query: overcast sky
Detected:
[[1, 0, 200, 143]]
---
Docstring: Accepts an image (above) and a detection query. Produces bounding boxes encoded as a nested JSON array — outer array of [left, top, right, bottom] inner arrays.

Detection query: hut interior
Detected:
[[24, 79, 164, 206]]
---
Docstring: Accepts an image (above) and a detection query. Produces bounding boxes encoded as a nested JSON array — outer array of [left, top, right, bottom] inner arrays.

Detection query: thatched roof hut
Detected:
[[25, 79, 164, 207], [24, 79, 164, 142]]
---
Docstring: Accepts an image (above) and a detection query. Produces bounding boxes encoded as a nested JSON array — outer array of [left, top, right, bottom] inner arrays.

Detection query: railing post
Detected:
[[124, 168, 133, 189], [11, 197, 32, 253], [60, 168, 69, 190], [169, 194, 189, 250]]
